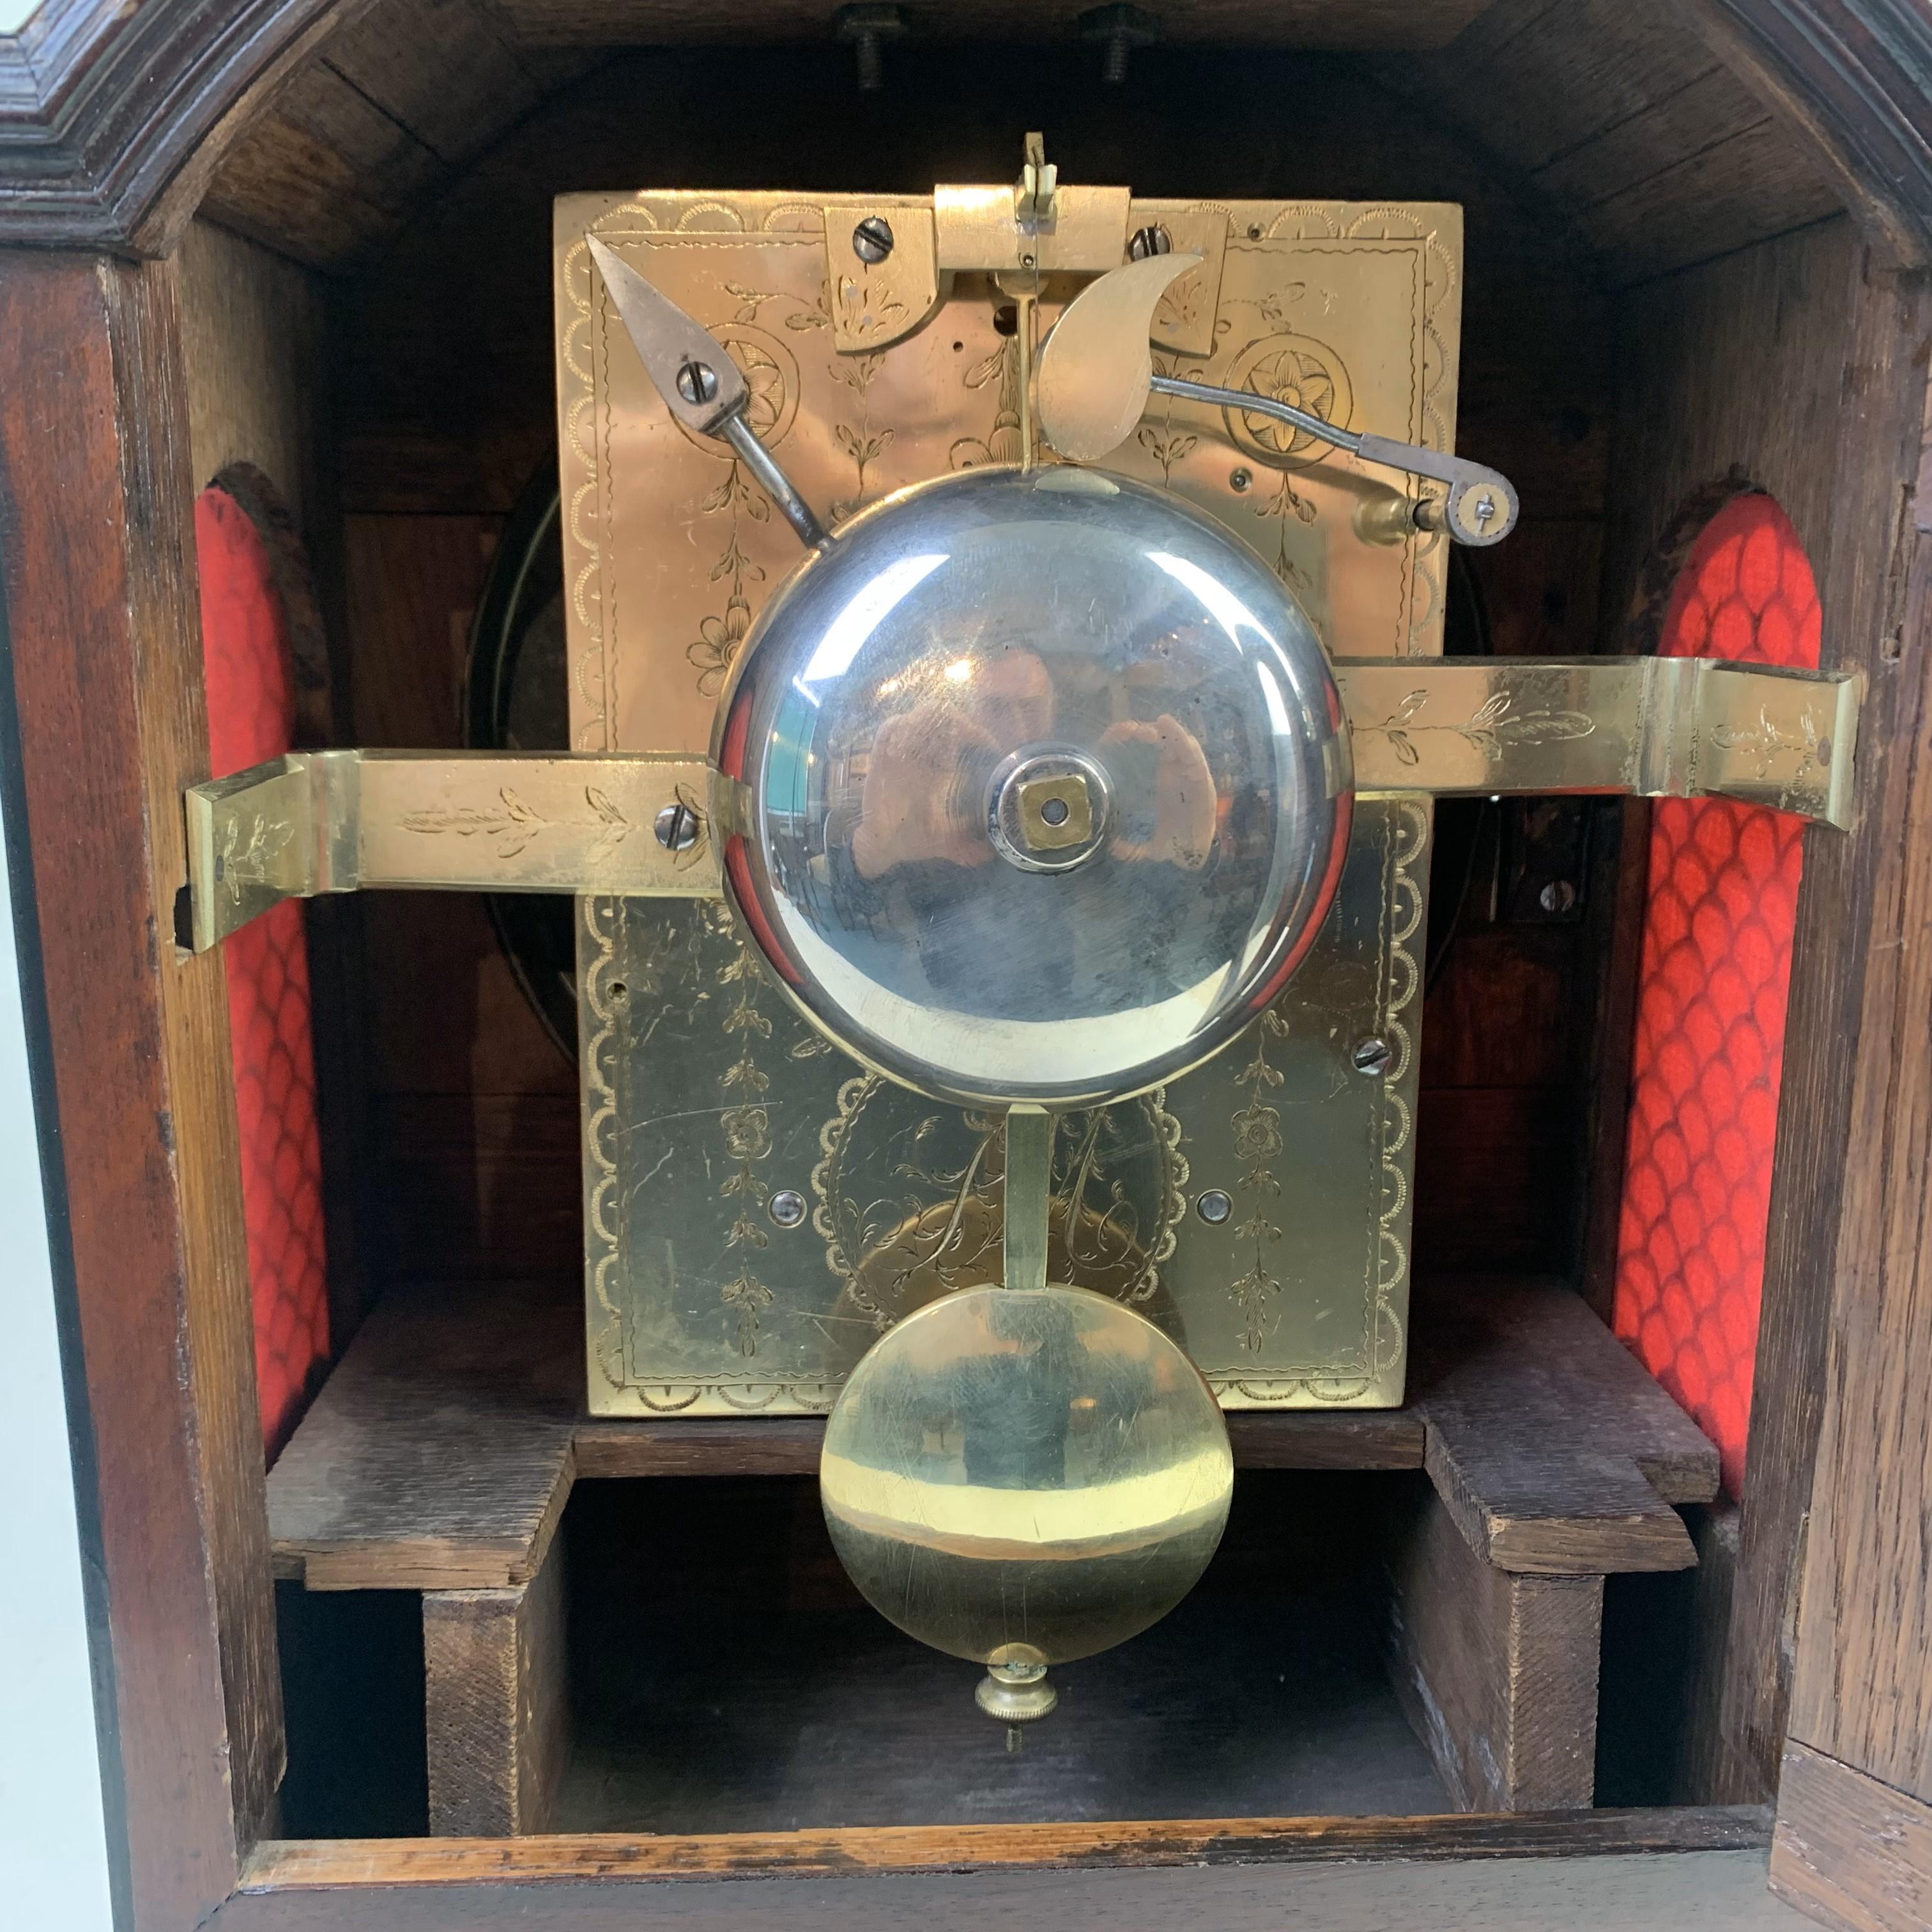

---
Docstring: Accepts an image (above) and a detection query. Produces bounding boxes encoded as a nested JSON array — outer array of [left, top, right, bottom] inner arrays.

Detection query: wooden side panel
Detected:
[[1385, 1487, 1604, 1812], [341, 512, 579, 1282], [176, 219, 335, 530], [1784, 411, 1932, 1803], [424, 1546, 569, 1837], [0, 249, 280, 1926], [1600, 217, 1932, 1803]]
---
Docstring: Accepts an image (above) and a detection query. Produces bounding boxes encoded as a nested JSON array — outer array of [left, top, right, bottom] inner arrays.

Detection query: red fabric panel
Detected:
[[196, 487, 330, 1462], [1612, 494, 1820, 1499]]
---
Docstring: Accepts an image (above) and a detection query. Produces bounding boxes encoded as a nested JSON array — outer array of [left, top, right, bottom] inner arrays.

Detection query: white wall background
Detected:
[[0, 790, 116, 1927]]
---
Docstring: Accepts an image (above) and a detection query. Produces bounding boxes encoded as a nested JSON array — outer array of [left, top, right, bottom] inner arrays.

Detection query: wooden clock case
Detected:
[[4, 2, 1932, 1928]]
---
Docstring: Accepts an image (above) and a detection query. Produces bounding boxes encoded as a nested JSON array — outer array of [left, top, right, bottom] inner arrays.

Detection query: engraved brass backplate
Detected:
[[558, 188, 1459, 1413]]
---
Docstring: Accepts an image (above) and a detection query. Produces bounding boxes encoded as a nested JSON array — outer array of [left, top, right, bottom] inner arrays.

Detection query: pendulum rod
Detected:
[[1003, 1105, 1052, 1295]]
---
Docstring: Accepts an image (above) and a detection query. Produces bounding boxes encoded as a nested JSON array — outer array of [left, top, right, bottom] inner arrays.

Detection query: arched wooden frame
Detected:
[[1, 4, 1930, 1929]]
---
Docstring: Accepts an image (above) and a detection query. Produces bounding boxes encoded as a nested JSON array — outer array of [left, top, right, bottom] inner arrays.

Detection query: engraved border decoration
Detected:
[[557, 190, 1459, 1414]]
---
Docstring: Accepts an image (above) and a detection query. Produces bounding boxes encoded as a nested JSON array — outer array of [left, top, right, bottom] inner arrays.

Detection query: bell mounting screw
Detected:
[[852, 215, 895, 263], [835, 4, 907, 91], [655, 801, 701, 853], [1080, 3, 1161, 84]]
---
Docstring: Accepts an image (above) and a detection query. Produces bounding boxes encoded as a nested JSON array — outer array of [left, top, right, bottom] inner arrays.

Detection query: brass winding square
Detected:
[[1016, 773, 1093, 852]]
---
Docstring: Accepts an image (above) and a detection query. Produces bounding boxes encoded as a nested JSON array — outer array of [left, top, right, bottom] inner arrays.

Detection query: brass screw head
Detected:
[[1353, 1036, 1393, 1077], [675, 360, 718, 407], [852, 215, 895, 263], [654, 801, 700, 852]]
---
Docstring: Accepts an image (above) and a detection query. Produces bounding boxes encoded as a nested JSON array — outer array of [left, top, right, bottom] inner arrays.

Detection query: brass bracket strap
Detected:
[[1335, 657, 1860, 831], [185, 751, 721, 952], [183, 659, 1858, 952]]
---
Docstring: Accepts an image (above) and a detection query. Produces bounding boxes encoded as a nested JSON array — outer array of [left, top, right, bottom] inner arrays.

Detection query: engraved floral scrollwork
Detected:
[[1222, 332, 1355, 471], [716, 907, 775, 1356], [399, 785, 631, 861], [1372, 803, 1426, 1382], [1229, 1008, 1291, 1352], [950, 340, 1023, 471], [811, 1078, 1186, 1322], [580, 894, 626, 1391], [1363, 687, 1596, 767], [834, 271, 908, 346], [689, 532, 761, 696], [1710, 705, 1823, 780], [829, 349, 893, 526]]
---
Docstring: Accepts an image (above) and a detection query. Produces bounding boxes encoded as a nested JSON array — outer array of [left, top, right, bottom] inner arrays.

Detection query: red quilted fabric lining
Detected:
[[1612, 493, 1819, 1500], [197, 486, 330, 1462]]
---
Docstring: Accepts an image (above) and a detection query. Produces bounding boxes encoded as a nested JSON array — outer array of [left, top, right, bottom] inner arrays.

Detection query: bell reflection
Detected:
[[820, 1283, 1235, 1699], [842, 636, 1221, 884]]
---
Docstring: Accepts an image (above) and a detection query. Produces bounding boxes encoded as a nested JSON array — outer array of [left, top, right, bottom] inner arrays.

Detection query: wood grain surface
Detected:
[[1370, 0, 1843, 288], [246, 1803, 1772, 1885], [0, 249, 282, 1928], [268, 1277, 1713, 1592], [1784, 320, 1932, 1804], [1602, 217, 1932, 1804], [1407, 1282, 1718, 1575], [425, 1554, 569, 1836], [1385, 1483, 1605, 1811], [212, 1853, 1811, 1932], [1771, 1741, 1932, 1932]]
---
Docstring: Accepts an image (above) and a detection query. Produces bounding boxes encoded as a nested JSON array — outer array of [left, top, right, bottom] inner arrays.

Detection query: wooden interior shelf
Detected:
[[267, 1277, 1718, 1837]]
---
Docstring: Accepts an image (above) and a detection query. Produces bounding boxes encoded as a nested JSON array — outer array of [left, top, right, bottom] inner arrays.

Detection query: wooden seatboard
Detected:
[[270, 1276, 1715, 1591], [1409, 1280, 1719, 1575]]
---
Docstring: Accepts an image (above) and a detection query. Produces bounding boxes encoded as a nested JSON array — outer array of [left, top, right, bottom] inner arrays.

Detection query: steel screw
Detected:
[[654, 801, 700, 852], [675, 360, 718, 407], [835, 4, 907, 91], [1128, 224, 1172, 260], [1080, 3, 1162, 83], [769, 1190, 808, 1229], [852, 216, 895, 263], [1538, 880, 1577, 915], [1353, 1036, 1393, 1077], [1195, 1189, 1232, 1225], [1229, 467, 1252, 493]]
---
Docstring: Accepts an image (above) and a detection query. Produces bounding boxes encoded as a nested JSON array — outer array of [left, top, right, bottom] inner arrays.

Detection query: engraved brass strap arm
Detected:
[[185, 750, 721, 952], [181, 659, 1859, 952], [1334, 656, 1860, 828]]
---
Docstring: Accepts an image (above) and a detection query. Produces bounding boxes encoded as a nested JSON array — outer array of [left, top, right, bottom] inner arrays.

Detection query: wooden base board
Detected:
[[1771, 1742, 1932, 1932], [223, 1813, 1782, 1932]]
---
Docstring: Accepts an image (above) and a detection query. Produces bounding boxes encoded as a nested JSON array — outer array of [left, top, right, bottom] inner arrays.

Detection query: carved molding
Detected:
[[0, 0, 1929, 260], [0, 0, 369, 254], [1693, 0, 1932, 268]]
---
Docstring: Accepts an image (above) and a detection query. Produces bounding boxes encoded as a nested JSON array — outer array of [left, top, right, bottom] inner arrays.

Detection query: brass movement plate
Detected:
[[556, 187, 1461, 1413]]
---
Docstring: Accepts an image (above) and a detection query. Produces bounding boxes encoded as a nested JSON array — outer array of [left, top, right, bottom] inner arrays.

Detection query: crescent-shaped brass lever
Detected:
[[1038, 256, 1520, 546]]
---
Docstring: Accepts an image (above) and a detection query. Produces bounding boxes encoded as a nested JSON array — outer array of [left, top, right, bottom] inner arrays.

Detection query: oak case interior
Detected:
[[67, 0, 1921, 1915]]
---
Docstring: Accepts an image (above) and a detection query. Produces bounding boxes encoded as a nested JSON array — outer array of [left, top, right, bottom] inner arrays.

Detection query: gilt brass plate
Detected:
[[557, 187, 1457, 1413]]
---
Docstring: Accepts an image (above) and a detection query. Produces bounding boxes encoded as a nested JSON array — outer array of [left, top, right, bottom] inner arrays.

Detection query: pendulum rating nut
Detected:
[[977, 1655, 1057, 1753]]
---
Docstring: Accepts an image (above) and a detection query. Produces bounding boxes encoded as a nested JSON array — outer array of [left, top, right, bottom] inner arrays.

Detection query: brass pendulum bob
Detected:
[[819, 1107, 1234, 1749]]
